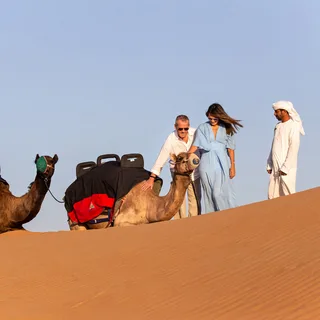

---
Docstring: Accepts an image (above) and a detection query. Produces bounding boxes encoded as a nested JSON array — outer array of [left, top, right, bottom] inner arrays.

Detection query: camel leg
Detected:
[[68, 219, 87, 231], [86, 213, 110, 229], [0, 227, 13, 234], [0, 226, 27, 234]]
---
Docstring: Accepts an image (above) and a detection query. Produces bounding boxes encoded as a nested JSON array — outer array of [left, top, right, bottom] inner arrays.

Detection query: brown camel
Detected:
[[0, 154, 58, 233], [70, 152, 200, 230]]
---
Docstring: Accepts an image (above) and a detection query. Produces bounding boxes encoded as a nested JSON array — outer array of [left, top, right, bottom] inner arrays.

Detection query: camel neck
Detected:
[[27, 175, 50, 207], [154, 173, 191, 221], [13, 174, 51, 225]]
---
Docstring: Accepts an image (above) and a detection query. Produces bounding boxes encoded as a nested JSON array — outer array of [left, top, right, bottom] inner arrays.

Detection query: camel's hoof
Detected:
[[76, 226, 87, 231], [69, 223, 87, 231]]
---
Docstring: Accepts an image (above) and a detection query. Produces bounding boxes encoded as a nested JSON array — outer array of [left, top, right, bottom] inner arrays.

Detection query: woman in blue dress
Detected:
[[189, 103, 243, 213]]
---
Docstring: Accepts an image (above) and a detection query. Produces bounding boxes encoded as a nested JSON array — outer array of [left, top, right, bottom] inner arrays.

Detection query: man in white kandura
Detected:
[[267, 100, 305, 199]]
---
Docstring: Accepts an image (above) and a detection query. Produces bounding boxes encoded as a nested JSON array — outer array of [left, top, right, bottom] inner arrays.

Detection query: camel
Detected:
[[0, 154, 58, 233], [70, 152, 200, 230]]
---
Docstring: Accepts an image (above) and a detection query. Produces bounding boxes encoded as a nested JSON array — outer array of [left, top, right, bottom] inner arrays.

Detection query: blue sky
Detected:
[[1, 0, 319, 232]]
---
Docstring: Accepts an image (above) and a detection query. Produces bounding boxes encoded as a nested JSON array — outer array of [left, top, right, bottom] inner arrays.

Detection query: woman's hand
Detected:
[[227, 149, 236, 179], [229, 164, 236, 179]]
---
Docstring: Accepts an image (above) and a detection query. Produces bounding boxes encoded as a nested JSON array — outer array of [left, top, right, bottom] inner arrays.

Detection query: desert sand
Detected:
[[1, 187, 320, 320]]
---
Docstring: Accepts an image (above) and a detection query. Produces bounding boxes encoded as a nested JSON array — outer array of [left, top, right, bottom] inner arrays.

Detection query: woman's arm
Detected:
[[227, 148, 236, 179], [188, 145, 198, 154]]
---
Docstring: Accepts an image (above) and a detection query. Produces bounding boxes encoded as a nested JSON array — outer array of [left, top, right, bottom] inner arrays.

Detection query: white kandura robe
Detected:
[[267, 119, 301, 199]]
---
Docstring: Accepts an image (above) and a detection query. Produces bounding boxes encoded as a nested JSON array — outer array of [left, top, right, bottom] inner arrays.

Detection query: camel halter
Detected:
[[36, 156, 54, 175], [35, 157, 64, 204], [173, 154, 200, 174]]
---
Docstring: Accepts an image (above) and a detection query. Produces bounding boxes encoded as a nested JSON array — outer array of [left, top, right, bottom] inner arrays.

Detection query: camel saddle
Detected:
[[64, 153, 162, 224]]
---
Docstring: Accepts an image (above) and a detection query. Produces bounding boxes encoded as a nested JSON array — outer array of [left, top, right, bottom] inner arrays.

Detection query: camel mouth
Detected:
[[35, 155, 58, 179], [186, 154, 200, 172]]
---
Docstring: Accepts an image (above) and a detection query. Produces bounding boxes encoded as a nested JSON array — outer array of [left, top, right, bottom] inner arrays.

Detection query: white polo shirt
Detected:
[[151, 127, 199, 181]]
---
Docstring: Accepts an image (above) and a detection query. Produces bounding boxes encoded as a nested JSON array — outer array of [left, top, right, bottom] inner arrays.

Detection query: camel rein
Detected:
[[43, 178, 65, 204], [191, 180, 201, 216]]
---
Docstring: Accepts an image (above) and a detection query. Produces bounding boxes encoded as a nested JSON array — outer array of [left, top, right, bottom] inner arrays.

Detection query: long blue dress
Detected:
[[193, 122, 236, 213]]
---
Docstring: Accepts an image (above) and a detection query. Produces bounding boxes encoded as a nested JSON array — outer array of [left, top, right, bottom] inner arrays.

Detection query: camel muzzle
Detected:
[[36, 156, 54, 175], [187, 153, 200, 171]]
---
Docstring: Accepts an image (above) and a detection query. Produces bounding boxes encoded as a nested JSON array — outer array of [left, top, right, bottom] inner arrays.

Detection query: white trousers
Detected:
[[268, 169, 297, 199]]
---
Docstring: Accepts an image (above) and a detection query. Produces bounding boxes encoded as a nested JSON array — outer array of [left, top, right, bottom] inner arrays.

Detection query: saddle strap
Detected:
[[88, 207, 113, 225], [87, 218, 110, 224]]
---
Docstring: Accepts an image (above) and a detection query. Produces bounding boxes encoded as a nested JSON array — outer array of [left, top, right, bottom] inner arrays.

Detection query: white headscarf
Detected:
[[272, 100, 305, 135]]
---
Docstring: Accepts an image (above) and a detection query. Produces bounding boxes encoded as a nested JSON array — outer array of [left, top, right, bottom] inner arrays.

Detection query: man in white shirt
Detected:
[[143, 115, 201, 218], [267, 101, 305, 199]]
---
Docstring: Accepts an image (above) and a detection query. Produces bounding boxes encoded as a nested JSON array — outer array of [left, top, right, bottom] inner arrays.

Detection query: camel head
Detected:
[[35, 154, 59, 179], [170, 152, 200, 175]]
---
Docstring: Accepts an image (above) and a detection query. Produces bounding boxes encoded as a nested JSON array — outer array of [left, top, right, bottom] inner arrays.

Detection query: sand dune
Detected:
[[1, 187, 320, 320]]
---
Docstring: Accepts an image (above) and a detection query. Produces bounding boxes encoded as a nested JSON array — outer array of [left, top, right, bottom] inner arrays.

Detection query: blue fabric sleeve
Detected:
[[226, 133, 236, 150], [192, 124, 211, 151]]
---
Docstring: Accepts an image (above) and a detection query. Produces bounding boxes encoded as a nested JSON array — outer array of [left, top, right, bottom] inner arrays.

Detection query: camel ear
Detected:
[[170, 153, 177, 163], [52, 154, 59, 164], [35, 154, 40, 164]]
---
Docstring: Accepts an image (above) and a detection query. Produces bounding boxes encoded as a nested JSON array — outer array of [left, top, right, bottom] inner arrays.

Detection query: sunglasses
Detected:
[[177, 127, 189, 132], [208, 117, 219, 121]]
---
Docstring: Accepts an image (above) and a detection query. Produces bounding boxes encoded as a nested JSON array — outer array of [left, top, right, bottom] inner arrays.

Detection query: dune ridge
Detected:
[[1, 187, 320, 319]]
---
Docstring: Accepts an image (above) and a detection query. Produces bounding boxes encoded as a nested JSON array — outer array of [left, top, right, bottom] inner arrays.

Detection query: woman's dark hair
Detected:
[[206, 103, 243, 135]]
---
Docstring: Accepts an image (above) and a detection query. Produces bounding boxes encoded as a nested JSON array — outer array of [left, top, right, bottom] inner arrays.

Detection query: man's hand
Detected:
[[279, 170, 287, 176], [141, 178, 155, 191], [267, 169, 272, 174]]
